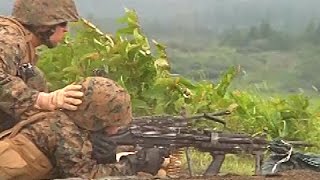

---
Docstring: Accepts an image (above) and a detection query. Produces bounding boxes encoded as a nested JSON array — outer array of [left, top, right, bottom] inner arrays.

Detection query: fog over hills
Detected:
[[1, 0, 320, 33], [2, 1, 320, 93]]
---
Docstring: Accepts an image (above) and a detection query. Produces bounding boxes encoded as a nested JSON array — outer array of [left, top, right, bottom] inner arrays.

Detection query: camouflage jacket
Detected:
[[0, 16, 48, 132], [20, 111, 133, 179]]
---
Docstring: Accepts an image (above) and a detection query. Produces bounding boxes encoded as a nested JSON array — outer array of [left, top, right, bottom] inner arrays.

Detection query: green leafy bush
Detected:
[[38, 9, 320, 148]]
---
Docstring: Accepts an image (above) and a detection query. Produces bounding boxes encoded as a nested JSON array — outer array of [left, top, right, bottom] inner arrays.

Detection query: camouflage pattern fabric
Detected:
[[262, 153, 320, 175], [66, 77, 132, 131], [262, 155, 295, 175], [12, 0, 79, 26], [0, 16, 47, 131], [20, 111, 134, 179], [25, 66, 49, 92], [262, 140, 320, 175]]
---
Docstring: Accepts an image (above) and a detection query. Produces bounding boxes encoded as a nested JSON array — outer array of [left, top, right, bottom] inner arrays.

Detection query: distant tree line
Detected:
[[219, 20, 320, 52]]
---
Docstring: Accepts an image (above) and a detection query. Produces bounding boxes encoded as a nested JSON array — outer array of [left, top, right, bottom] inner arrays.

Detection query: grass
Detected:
[[181, 149, 255, 176]]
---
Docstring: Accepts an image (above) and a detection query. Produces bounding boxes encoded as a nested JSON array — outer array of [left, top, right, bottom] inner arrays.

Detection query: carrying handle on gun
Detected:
[[203, 113, 227, 127], [202, 110, 231, 127], [208, 110, 231, 117]]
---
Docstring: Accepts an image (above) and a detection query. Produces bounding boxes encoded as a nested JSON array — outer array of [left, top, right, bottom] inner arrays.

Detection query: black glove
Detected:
[[120, 147, 169, 175], [90, 130, 117, 164]]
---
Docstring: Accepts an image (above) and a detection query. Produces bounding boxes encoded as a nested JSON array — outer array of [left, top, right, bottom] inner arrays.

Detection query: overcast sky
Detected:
[[2, 0, 320, 33]]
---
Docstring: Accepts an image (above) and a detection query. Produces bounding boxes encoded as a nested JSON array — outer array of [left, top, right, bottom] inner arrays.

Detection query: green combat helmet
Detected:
[[66, 77, 132, 131], [12, 0, 79, 26]]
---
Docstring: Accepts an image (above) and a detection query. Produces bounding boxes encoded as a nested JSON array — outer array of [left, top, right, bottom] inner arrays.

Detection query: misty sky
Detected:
[[2, 0, 320, 33]]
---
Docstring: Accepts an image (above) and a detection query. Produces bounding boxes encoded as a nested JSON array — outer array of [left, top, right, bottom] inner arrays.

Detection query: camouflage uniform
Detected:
[[0, 16, 43, 131], [20, 111, 133, 179], [0, 0, 79, 132], [0, 77, 134, 179], [262, 140, 320, 175], [24, 112, 135, 178]]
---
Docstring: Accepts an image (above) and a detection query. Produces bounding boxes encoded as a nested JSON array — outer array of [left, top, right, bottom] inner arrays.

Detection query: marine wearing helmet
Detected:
[[0, 0, 83, 132], [12, 0, 79, 48], [0, 77, 164, 179], [66, 76, 133, 131]]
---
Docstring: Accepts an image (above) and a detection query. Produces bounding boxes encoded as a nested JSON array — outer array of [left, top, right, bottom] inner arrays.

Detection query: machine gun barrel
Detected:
[[110, 111, 314, 177], [109, 123, 267, 176]]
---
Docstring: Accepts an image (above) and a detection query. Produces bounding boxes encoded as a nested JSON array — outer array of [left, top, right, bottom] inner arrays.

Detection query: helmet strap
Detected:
[[23, 24, 56, 48], [37, 28, 56, 48]]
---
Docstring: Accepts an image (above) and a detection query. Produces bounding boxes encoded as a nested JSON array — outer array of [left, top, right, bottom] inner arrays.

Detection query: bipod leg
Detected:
[[185, 147, 193, 177], [254, 151, 263, 176], [204, 153, 225, 176]]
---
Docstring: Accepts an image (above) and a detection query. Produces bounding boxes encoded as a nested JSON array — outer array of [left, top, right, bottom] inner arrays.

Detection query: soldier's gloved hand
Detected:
[[90, 130, 117, 164], [120, 148, 169, 175], [35, 84, 83, 111]]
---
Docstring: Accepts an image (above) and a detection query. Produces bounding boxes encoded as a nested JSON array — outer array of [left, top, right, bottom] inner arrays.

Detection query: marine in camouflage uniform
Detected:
[[0, 0, 83, 132], [0, 77, 165, 179]]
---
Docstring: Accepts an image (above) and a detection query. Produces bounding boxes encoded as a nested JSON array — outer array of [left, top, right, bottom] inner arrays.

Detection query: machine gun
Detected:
[[109, 110, 268, 176]]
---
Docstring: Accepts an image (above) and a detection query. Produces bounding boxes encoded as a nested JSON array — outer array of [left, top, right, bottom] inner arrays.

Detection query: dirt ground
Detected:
[[177, 170, 320, 180], [56, 170, 320, 180]]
